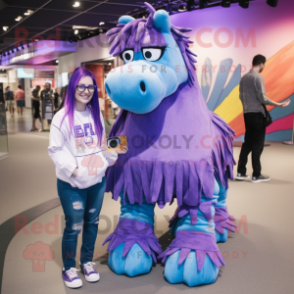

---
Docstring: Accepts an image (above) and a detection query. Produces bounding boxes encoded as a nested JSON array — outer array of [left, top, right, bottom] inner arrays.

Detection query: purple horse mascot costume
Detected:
[[103, 3, 236, 286]]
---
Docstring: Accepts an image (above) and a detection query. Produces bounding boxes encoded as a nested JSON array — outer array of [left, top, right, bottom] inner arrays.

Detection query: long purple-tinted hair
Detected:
[[60, 67, 103, 144]]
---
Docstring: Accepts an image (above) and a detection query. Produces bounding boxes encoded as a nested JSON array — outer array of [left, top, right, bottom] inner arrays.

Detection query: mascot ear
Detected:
[[118, 15, 135, 24], [153, 10, 171, 33]]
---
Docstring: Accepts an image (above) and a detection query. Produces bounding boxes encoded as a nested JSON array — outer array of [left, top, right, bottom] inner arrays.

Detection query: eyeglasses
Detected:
[[76, 84, 97, 93]]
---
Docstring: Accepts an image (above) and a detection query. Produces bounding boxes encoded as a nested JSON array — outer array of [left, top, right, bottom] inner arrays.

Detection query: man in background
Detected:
[[5, 86, 14, 118], [15, 85, 25, 116], [53, 88, 60, 112], [40, 82, 54, 128], [236, 55, 290, 183]]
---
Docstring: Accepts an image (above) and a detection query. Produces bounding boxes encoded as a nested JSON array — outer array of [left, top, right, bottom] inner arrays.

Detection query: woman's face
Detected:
[[75, 76, 94, 106]]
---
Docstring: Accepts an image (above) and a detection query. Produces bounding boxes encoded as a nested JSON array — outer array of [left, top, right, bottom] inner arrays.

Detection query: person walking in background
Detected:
[[5, 86, 15, 118], [15, 85, 25, 116], [236, 55, 290, 183], [41, 82, 54, 100], [54, 88, 60, 112], [31, 85, 41, 131], [41, 82, 54, 127]]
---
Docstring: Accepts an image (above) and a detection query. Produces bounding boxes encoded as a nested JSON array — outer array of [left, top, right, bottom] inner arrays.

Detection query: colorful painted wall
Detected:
[[171, 0, 294, 141]]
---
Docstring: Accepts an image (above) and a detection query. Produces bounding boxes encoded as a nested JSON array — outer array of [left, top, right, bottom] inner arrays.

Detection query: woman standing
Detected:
[[48, 67, 127, 289], [31, 85, 41, 131]]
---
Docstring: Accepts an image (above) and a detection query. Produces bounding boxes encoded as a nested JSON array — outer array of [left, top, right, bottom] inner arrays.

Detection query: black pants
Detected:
[[237, 112, 266, 177], [32, 100, 40, 119]]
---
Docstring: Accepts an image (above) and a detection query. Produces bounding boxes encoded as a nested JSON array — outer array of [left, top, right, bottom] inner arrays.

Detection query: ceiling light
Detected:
[[3, 26, 9, 31], [15, 16, 23, 21], [24, 10, 34, 16], [72, 25, 98, 30], [178, 5, 187, 12], [73, 1, 80, 7], [108, 63, 111, 65], [56, 60, 59, 63], [99, 22, 105, 26], [74, 29, 79, 35]]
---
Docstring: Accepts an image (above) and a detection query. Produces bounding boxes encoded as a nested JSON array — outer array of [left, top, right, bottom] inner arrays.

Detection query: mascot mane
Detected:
[[106, 2, 197, 86]]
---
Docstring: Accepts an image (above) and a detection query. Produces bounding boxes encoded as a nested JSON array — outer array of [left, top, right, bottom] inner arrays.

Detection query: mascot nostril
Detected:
[[140, 81, 146, 92], [103, 2, 236, 287]]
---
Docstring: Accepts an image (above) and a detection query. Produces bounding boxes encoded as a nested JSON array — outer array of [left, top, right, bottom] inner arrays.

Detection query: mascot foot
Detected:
[[108, 243, 153, 277], [103, 218, 162, 277], [159, 231, 224, 287], [164, 250, 219, 286], [215, 207, 236, 243]]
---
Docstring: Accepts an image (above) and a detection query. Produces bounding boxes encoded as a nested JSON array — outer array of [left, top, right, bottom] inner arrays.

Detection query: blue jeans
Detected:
[[57, 177, 106, 270]]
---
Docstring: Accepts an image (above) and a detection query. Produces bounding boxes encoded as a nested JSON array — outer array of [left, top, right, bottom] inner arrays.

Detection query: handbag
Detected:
[[262, 104, 272, 127]]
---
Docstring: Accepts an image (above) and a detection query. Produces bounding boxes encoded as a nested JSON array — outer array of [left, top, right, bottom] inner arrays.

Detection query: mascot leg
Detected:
[[214, 179, 237, 243], [103, 196, 161, 277], [159, 178, 224, 287]]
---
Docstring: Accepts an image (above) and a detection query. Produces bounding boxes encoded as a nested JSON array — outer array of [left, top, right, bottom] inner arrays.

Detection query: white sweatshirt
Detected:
[[48, 106, 117, 189]]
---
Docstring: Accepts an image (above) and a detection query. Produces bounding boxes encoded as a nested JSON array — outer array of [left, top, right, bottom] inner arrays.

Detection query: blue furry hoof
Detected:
[[216, 229, 228, 243], [164, 250, 219, 286], [108, 243, 153, 277]]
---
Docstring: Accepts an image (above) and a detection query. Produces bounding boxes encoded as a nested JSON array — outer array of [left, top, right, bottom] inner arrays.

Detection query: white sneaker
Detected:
[[251, 175, 271, 183], [62, 267, 83, 288], [236, 173, 250, 181], [80, 262, 100, 282]]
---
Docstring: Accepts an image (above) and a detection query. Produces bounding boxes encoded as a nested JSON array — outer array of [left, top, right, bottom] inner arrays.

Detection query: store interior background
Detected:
[[57, 0, 294, 141], [1, 0, 293, 160]]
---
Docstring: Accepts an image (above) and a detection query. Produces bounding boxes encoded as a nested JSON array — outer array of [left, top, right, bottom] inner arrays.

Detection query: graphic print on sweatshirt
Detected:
[[81, 154, 104, 175], [73, 122, 107, 175]]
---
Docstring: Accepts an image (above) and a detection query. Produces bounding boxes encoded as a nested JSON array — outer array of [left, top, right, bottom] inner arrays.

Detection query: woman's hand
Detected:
[[116, 144, 128, 155], [278, 99, 291, 108], [72, 168, 78, 177]]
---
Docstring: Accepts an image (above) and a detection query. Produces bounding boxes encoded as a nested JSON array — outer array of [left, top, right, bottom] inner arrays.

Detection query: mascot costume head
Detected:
[[103, 3, 236, 287]]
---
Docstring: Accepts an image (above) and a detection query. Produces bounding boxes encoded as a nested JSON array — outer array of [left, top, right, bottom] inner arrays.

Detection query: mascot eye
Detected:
[[121, 50, 134, 63], [142, 48, 164, 61]]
